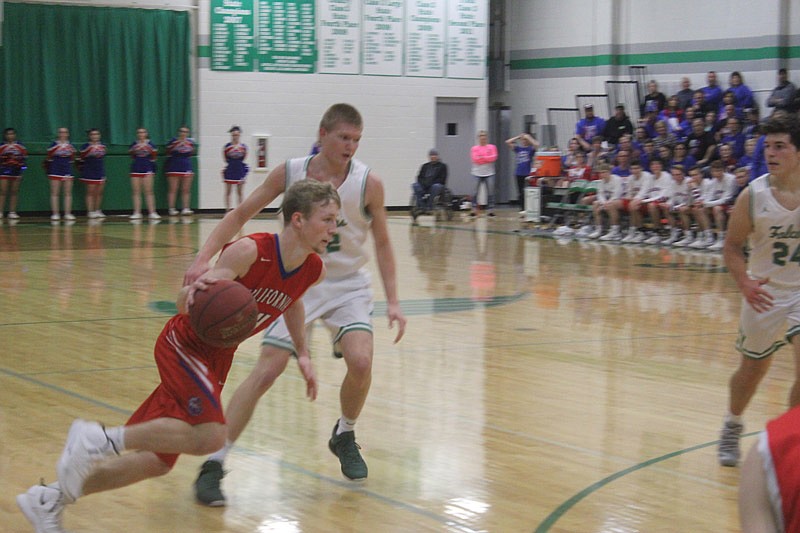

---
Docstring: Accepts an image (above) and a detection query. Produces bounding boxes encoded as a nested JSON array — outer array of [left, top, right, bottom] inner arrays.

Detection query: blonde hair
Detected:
[[281, 180, 341, 223], [320, 103, 363, 132]]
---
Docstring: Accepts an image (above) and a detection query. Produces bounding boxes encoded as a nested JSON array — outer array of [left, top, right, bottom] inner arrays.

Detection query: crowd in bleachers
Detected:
[[542, 69, 798, 250]]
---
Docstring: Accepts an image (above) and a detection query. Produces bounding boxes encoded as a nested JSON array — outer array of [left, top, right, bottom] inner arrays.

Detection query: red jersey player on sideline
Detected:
[[16, 180, 340, 533]]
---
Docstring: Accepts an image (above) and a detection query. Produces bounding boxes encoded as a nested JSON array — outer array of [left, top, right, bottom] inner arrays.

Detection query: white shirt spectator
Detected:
[[702, 173, 737, 207]]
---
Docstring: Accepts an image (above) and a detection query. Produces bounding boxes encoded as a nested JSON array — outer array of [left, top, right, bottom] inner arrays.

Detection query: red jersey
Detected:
[[160, 232, 322, 386], [766, 406, 800, 533], [128, 233, 322, 468]]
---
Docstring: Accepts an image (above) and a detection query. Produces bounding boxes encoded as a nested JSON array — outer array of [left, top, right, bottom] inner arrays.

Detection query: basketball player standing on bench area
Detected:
[[16, 180, 339, 533], [185, 103, 407, 505]]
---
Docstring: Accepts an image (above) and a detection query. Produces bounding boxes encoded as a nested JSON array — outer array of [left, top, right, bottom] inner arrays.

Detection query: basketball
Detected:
[[189, 279, 258, 347]]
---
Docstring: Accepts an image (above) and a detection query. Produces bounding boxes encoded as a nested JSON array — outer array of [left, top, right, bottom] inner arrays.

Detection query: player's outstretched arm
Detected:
[[723, 188, 773, 313], [365, 172, 406, 343], [184, 166, 287, 287]]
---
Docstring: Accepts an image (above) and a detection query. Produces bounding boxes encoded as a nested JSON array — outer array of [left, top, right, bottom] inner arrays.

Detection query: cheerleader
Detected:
[[79, 128, 107, 219], [46, 127, 77, 221], [222, 126, 248, 211], [165, 125, 196, 216], [0, 128, 28, 219], [129, 127, 160, 220]]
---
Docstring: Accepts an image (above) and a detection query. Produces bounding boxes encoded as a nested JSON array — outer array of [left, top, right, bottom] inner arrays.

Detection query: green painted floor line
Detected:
[[149, 292, 529, 317], [533, 431, 760, 532]]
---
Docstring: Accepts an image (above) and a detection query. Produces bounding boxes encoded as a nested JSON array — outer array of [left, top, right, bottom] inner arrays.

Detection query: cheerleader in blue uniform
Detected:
[[222, 126, 248, 211], [0, 128, 28, 219], [79, 128, 108, 219], [129, 127, 160, 220], [165, 125, 196, 216], [46, 127, 77, 221]]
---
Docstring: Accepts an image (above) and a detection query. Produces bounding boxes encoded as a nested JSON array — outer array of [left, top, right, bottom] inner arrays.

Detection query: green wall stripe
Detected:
[[197, 44, 210, 58], [512, 46, 800, 71]]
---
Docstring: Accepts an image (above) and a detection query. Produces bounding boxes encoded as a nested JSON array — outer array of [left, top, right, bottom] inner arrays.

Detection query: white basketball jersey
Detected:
[[285, 156, 371, 279], [747, 174, 800, 288]]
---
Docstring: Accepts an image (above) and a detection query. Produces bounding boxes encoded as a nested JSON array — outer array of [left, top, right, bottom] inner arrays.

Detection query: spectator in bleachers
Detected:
[[675, 106, 697, 141], [658, 95, 684, 134], [687, 118, 717, 167], [642, 80, 667, 115], [743, 107, 760, 139], [653, 120, 678, 150], [702, 71, 724, 111], [738, 138, 757, 173], [718, 116, 746, 159], [611, 149, 631, 177], [657, 145, 673, 167], [717, 143, 738, 173], [704, 111, 718, 134], [677, 77, 695, 110], [587, 163, 624, 241], [658, 164, 692, 245], [640, 102, 659, 137], [673, 165, 706, 247], [730, 166, 750, 205], [670, 142, 696, 171], [575, 104, 606, 152], [633, 126, 650, 152], [561, 149, 591, 186], [767, 68, 797, 112], [620, 160, 653, 243], [586, 135, 608, 176], [613, 134, 641, 164], [640, 139, 656, 171], [561, 137, 582, 168], [692, 89, 715, 116], [750, 132, 767, 182], [718, 91, 739, 119], [642, 159, 674, 244], [728, 71, 755, 110], [691, 160, 737, 250], [603, 104, 634, 146]]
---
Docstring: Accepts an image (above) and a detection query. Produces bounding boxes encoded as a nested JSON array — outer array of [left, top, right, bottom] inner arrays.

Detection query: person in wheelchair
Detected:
[[412, 148, 448, 214]]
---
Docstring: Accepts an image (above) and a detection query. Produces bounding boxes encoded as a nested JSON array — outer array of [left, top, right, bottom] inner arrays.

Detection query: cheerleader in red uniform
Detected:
[[129, 127, 160, 220], [0, 128, 28, 219], [222, 126, 248, 211], [165, 126, 196, 216], [46, 127, 77, 221], [79, 128, 108, 219]]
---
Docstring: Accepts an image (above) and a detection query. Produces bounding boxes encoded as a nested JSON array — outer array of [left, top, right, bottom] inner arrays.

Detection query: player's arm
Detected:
[[723, 188, 773, 312], [365, 172, 406, 343], [284, 265, 326, 401], [739, 440, 778, 533], [179, 237, 258, 314], [184, 165, 287, 288]]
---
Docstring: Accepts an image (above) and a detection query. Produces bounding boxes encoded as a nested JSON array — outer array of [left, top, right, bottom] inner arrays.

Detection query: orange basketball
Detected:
[[189, 280, 258, 347]]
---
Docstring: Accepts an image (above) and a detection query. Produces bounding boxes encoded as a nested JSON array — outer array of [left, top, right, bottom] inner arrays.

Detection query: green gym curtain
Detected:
[[0, 2, 191, 146]]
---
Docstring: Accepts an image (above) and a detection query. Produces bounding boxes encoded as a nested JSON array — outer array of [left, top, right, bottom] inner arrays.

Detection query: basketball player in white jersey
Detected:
[[183, 104, 407, 505], [717, 112, 800, 467]]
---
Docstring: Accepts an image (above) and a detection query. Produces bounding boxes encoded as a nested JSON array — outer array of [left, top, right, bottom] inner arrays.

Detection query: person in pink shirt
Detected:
[[470, 130, 498, 217]]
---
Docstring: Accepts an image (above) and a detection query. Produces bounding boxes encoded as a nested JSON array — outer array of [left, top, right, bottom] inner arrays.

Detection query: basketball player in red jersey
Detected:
[[16, 180, 340, 533]]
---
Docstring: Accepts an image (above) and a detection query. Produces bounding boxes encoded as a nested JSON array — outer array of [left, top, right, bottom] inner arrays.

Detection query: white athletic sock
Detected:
[[336, 416, 357, 435], [105, 426, 126, 454], [726, 413, 743, 425], [207, 440, 232, 464]]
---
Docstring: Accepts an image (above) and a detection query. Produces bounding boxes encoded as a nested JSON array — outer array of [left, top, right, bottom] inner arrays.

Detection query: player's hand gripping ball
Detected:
[[189, 279, 258, 347]]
